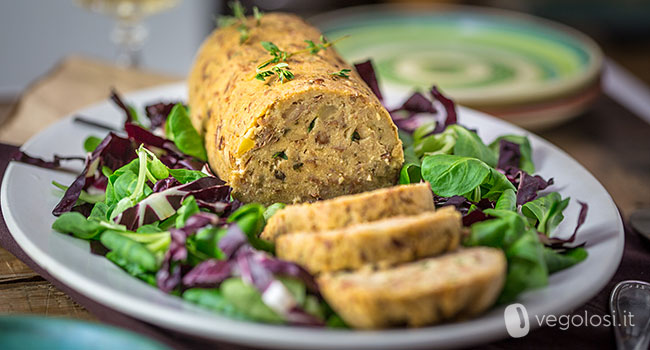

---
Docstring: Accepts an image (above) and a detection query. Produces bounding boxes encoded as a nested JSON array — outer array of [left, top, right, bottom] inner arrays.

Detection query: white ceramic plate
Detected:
[[1, 83, 623, 349]]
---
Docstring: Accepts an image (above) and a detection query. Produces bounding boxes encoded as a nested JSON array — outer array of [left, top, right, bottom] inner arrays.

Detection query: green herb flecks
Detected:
[[217, 1, 263, 44], [255, 62, 294, 84], [351, 131, 360, 141], [305, 35, 330, 54], [330, 68, 351, 78], [272, 151, 288, 160], [253, 35, 349, 84]]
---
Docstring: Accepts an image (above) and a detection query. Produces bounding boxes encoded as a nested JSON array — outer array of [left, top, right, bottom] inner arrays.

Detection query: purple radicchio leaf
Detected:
[[354, 60, 383, 101], [157, 228, 188, 292], [389, 92, 438, 133], [213, 226, 323, 326], [430, 85, 458, 134], [181, 259, 232, 288], [434, 195, 494, 226], [52, 133, 135, 215], [145, 102, 177, 133], [157, 212, 221, 292], [539, 201, 590, 250], [497, 140, 521, 171], [235, 245, 324, 326], [11, 151, 84, 169], [153, 177, 181, 192], [115, 177, 229, 230], [516, 171, 554, 206], [124, 122, 172, 150], [124, 122, 205, 171], [110, 88, 135, 124]]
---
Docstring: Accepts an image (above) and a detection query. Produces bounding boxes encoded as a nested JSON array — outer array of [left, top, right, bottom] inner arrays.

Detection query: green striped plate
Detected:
[[312, 5, 602, 109]]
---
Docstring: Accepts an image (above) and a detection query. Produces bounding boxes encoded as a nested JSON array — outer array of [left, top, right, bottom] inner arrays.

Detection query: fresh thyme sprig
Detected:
[[254, 35, 349, 84], [330, 68, 351, 78], [255, 63, 294, 83], [217, 1, 263, 44], [305, 35, 330, 54]]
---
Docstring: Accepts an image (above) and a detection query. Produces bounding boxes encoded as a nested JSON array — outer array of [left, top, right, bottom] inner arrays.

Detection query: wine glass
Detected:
[[76, 0, 180, 67]]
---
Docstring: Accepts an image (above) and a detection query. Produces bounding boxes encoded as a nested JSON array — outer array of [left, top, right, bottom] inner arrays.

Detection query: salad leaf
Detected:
[[421, 154, 491, 197], [399, 162, 422, 185], [228, 203, 274, 252], [168, 168, 209, 184], [176, 196, 200, 228], [521, 192, 570, 235], [145, 102, 178, 133], [353, 60, 382, 101], [110, 89, 138, 124], [221, 277, 284, 323], [499, 228, 548, 303], [263, 203, 286, 221], [11, 151, 84, 169], [490, 135, 535, 174], [52, 212, 104, 240], [115, 176, 228, 230], [430, 85, 457, 133], [494, 188, 517, 212], [53, 133, 136, 216], [83, 136, 103, 153], [182, 288, 248, 319], [100, 230, 159, 272], [106, 251, 157, 286], [449, 125, 498, 167], [182, 258, 231, 287], [165, 104, 207, 161], [515, 171, 554, 206], [543, 247, 588, 274]]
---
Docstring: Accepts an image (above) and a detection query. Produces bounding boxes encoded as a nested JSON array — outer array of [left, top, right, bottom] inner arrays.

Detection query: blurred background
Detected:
[[1, 0, 649, 127], [2, 0, 649, 94]]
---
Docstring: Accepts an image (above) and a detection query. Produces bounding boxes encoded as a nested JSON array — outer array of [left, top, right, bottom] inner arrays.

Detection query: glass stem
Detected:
[[111, 17, 147, 67]]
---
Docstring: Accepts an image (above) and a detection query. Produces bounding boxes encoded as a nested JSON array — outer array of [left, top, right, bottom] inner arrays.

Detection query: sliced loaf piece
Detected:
[[262, 182, 434, 241], [317, 247, 506, 329], [275, 206, 461, 274]]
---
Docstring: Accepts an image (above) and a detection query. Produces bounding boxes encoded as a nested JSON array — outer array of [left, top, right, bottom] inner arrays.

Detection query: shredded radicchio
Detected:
[[434, 195, 494, 226], [497, 140, 521, 170], [539, 201, 589, 250], [354, 60, 383, 101], [430, 86, 458, 134], [11, 151, 84, 169], [515, 171, 554, 206], [115, 177, 234, 230], [110, 89, 135, 123], [145, 102, 178, 133], [53, 133, 136, 215], [164, 217, 322, 326]]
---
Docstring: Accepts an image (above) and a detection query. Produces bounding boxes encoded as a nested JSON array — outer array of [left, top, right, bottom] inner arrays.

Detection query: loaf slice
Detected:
[[317, 247, 506, 329], [261, 182, 434, 241], [275, 206, 461, 274]]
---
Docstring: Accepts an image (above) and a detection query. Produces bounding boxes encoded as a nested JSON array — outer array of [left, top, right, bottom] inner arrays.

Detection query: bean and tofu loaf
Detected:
[[189, 13, 404, 205], [261, 182, 434, 241], [276, 207, 461, 274], [318, 247, 507, 329]]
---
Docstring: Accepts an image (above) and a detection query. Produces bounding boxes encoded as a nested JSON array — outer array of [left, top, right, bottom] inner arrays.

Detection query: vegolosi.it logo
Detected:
[[504, 303, 530, 338], [504, 302, 635, 338]]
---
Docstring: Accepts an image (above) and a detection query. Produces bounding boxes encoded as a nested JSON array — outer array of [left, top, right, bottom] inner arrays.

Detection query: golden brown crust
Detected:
[[188, 13, 403, 205], [275, 207, 461, 274], [317, 247, 507, 329], [261, 182, 434, 241]]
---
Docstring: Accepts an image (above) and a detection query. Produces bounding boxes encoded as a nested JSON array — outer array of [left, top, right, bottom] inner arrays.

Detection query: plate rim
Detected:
[[0, 82, 624, 349]]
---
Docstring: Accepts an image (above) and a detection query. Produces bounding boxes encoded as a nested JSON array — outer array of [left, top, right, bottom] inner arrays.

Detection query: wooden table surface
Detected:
[[1, 55, 649, 322]]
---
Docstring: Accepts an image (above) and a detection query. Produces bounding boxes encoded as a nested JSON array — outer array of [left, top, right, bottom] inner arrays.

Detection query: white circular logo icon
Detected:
[[504, 303, 530, 338]]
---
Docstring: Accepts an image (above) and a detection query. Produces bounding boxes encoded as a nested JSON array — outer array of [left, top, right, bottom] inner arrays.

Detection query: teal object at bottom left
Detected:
[[0, 315, 170, 350]]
